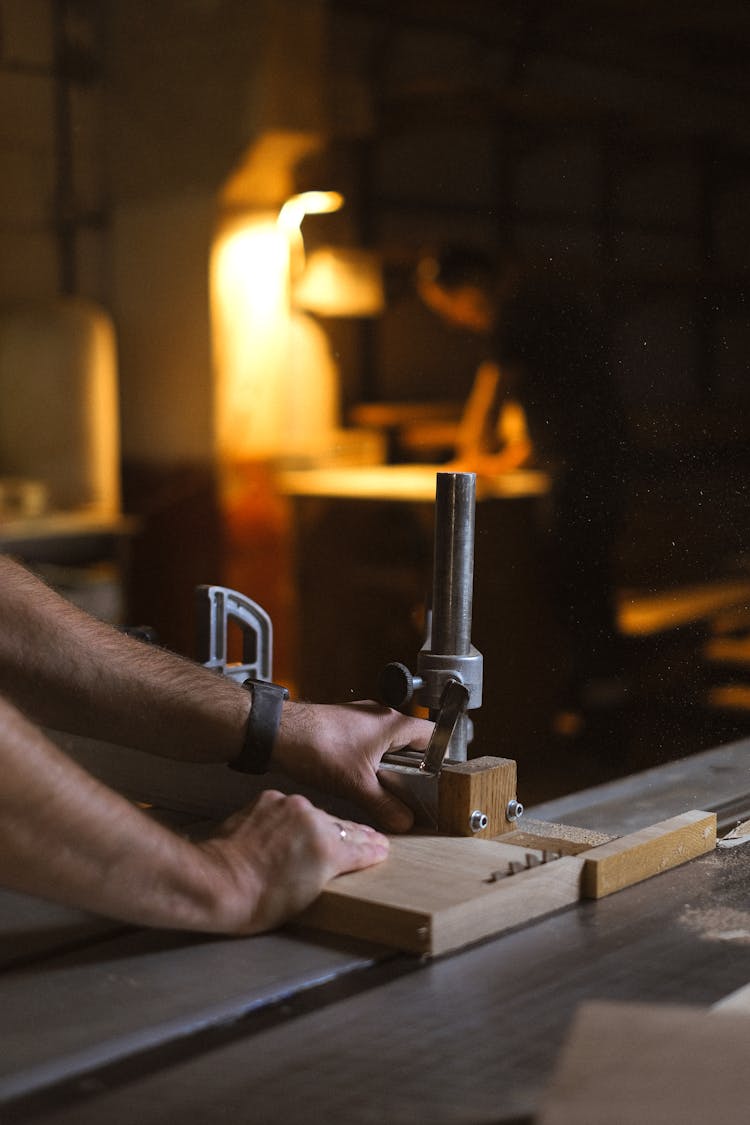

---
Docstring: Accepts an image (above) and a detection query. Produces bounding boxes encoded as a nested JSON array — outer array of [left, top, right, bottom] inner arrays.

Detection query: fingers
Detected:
[[268, 797, 389, 883], [336, 703, 428, 831], [350, 700, 434, 750], [267, 701, 432, 836], [391, 713, 434, 752], [361, 778, 415, 834], [276, 797, 390, 877], [325, 815, 390, 873], [243, 792, 390, 873], [365, 704, 430, 830], [376, 795, 414, 834]]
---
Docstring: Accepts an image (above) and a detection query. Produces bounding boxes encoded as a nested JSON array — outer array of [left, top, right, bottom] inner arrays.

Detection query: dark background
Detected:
[[1, 0, 749, 799]]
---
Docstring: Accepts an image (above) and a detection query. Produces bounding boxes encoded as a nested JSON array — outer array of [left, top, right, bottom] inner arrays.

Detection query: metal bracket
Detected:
[[195, 585, 274, 684]]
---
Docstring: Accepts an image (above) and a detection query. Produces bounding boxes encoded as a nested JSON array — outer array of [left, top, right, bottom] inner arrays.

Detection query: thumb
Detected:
[[360, 773, 414, 833]]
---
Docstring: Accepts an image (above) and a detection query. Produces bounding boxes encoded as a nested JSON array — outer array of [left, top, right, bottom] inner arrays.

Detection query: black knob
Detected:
[[380, 662, 419, 709]]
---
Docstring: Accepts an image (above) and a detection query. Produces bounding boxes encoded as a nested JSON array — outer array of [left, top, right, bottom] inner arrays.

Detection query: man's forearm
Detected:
[[0, 694, 223, 928], [0, 556, 434, 833], [0, 556, 250, 762], [0, 693, 389, 933]]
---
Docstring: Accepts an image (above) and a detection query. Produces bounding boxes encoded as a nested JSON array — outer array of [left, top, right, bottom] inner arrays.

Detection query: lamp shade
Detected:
[[292, 247, 384, 317]]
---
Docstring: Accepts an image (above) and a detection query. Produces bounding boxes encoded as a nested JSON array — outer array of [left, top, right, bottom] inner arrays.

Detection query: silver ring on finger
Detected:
[[333, 821, 347, 841]]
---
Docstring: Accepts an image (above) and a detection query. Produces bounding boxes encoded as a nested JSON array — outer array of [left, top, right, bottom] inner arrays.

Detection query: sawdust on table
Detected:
[[680, 900, 750, 945], [504, 817, 613, 855]]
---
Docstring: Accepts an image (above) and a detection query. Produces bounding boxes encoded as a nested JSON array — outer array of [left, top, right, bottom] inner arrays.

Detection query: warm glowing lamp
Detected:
[[292, 247, 384, 317], [277, 191, 344, 282], [277, 190, 344, 232], [211, 192, 347, 462]]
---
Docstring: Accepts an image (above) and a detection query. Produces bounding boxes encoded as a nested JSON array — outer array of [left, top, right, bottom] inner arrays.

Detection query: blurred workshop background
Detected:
[[0, 0, 749, 803]]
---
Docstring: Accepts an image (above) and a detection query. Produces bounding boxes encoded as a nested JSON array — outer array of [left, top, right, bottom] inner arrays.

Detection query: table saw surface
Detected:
[[3, 737, 750, 1124]]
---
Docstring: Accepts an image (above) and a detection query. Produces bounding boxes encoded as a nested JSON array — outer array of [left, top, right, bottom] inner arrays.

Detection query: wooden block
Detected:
[[580, 810, 716, 899], [438, 755, 517, 837], [298, 834, 584, 956]]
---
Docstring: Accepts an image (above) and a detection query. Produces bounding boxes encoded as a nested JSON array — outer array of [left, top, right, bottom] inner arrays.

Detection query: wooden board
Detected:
[[579, 810, 716, 898], [299, 835, 584, 956], [301, 811, 716, 956], [537, 1000, 750, 1125]]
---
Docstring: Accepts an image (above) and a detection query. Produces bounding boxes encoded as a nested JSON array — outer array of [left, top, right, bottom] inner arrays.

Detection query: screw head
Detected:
[[469, 810, 489, 832], [506, 799, 524, 821]]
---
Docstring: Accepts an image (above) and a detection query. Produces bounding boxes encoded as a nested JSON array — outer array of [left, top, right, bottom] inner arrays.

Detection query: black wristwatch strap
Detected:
[[229, 679, 289, 774]]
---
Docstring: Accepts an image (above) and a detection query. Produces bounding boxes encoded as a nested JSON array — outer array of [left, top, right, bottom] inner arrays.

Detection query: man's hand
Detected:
[[272, 701, 433, 834], [196, 790, 389, 934], [0, 690, 389, 936]]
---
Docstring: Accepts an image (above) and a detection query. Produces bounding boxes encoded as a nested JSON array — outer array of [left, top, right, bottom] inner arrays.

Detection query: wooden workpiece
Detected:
[[300, 810, 716, 956], [503, 812, 716, 897], [299, 834, 584, 957], [578, 810, 717, 899], [437, 754, 517, 837]]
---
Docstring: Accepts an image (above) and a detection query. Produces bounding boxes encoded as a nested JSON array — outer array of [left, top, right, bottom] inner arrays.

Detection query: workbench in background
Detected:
[[0, 511, 136, 623]]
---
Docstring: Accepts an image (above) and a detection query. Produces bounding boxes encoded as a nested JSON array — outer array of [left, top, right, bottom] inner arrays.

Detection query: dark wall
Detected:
[[302, 0, 750, 587]]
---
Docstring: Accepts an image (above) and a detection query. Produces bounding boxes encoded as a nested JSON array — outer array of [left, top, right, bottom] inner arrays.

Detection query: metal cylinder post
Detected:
[[430, 472, 477, 762], [431, 471, 476, 657]]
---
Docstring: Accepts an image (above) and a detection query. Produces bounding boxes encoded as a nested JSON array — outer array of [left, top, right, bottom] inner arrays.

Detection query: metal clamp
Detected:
[[379, 472, 483, 764], [195, 585, 274, 684]]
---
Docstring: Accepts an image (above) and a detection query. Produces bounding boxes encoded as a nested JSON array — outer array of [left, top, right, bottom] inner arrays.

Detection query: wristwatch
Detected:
[[229, 678, 290, 774]]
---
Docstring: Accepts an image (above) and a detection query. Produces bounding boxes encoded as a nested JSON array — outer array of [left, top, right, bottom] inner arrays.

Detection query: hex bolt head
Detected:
[[506, 799, 524, 821], [469, 810, 489, 832]]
